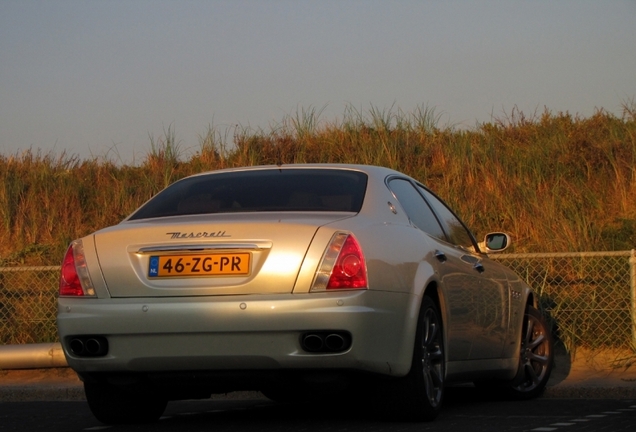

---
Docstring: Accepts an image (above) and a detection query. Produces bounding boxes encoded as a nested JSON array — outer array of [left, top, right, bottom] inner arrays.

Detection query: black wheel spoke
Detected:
[[528, 351, 549, 364], [430, 364, 444, 386], [422, 311, 438, 347], [523, 318, 534, 343], [525, 363, 540, 385], [528, 332, 546, 350], [423, 369, 435, 400]]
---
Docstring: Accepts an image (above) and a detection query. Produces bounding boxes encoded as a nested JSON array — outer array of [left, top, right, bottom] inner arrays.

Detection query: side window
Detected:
[[388, 179, 446, 241], [417, 186, 477, 251]]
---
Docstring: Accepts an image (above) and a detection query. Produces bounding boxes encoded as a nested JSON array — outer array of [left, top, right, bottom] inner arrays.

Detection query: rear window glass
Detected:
[[128, 169, 368, 220]]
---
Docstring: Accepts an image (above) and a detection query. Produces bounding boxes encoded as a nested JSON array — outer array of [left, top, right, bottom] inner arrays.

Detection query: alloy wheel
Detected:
[[421, 305, 444, 407], [513, 307, 552, 393]]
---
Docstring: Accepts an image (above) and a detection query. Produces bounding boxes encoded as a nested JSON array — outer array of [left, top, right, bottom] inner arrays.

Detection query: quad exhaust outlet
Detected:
[[68, 336, 109, 357], [301, 331, 351, 353]]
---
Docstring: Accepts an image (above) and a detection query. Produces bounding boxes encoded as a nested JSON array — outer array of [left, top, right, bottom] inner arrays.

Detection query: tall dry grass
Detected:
[[1, 105, 635, 266]]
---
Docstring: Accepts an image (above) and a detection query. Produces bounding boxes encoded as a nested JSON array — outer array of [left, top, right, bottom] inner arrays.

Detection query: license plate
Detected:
[[148, 253, 251, 277]]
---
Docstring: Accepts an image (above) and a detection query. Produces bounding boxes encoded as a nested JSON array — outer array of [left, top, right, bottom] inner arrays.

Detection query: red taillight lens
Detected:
[[311, 232, 368, 291], [60, 246, 84, 296], [59, 240, 96, 297], [327, 235, 367, 289]]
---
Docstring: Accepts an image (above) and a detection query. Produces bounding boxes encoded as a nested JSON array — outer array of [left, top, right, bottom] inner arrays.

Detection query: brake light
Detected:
[[311, 233, 368, 291], [59, 240, 96, 297]]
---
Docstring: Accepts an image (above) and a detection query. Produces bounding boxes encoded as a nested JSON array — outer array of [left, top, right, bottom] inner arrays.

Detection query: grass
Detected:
[[0, 104, 635, 266], [2, 104, 636, 348]]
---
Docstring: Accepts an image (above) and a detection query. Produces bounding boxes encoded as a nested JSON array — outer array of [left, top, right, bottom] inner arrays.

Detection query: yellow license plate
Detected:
[[148, 253, 251, 277]]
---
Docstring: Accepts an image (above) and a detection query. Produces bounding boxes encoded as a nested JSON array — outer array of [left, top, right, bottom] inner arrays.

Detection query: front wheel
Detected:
[[505, 305, 553, 399]]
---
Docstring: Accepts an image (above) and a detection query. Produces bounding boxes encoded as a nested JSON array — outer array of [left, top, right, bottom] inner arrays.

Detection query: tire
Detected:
[[504, 305, 553, 400], [84, 381, 168, 424], [385, 296, 445, 421]]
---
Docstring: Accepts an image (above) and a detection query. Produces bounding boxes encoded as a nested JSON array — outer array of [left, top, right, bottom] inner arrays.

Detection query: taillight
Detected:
[[311, 232, 368, 291], [59, 240, 96, 297]]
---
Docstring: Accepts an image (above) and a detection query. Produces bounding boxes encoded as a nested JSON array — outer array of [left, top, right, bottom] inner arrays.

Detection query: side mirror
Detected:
[[481, 232, 511, 253]]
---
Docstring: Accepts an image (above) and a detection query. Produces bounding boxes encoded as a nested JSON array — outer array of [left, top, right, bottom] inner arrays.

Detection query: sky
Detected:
[[1, 0, 635, 164]]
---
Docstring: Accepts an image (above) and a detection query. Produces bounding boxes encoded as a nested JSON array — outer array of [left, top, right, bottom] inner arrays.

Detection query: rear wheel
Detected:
[[84, 381, 167, 424], [505, 305, 553, 399], [386, 296, 445, 421]]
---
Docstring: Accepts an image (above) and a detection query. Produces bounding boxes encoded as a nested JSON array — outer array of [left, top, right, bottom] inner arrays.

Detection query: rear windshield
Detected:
[[128, 169, 368, 220]]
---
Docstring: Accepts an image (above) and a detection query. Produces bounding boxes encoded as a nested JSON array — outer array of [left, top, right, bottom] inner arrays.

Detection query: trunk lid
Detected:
[[93, 213, 352, 298]]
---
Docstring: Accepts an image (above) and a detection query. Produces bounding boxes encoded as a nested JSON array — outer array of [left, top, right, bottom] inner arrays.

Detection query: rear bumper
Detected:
[[57, 290, 419, 378]]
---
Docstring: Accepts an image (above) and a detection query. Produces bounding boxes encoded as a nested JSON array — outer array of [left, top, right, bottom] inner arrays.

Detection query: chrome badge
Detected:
[[166, 231, 230, 239]]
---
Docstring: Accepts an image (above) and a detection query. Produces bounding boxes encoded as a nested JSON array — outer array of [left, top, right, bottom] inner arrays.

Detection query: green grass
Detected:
[[1, 104, 635, 266]]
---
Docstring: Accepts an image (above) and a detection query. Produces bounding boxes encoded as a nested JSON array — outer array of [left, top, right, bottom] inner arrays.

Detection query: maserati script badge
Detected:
[[166, 231, 230, 239]]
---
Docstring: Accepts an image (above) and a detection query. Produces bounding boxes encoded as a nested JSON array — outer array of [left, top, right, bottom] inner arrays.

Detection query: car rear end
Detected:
[[57, 166, 418, 396]]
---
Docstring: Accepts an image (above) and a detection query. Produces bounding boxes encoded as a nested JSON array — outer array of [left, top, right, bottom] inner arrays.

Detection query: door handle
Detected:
[[473, 262, 485, 273], [435, 250, 447, 262]]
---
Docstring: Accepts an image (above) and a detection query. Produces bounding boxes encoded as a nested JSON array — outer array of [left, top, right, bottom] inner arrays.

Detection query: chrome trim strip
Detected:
[[137, 242, 271, 253]]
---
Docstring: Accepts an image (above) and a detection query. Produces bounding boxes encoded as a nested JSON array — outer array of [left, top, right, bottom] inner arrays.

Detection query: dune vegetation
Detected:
[[1, 104, 635, 266]]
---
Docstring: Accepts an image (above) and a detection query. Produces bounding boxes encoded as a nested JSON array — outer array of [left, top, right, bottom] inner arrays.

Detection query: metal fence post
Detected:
[[631, 249, 636, 350]]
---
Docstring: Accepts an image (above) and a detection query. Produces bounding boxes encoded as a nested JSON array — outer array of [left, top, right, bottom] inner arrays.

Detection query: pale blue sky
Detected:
[[1, 0, 635, 163]]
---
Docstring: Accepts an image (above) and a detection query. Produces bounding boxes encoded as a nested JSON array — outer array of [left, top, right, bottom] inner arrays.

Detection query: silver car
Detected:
[[57, 164, 552, 424]]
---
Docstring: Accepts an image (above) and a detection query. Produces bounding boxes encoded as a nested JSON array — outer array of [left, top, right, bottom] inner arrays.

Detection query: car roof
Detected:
[[188, 164, 408, 180]]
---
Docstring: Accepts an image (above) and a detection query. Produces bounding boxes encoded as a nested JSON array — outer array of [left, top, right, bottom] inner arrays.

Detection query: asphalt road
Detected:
[[1, 387, 635, 432]]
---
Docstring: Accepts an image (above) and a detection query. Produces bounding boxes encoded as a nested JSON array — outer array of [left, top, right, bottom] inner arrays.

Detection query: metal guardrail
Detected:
[[0, 342, 67, 369], [1, 252, 635, 350]]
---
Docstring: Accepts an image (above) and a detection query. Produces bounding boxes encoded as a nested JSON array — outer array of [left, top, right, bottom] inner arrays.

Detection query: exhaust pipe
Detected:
[[301, 334, 325, 352], [325, 333, 346, 351], [69, 338, 85, 356], [85, 338, 104, 356], [67, 336, 108, 357], [301, 331, 351, 353]]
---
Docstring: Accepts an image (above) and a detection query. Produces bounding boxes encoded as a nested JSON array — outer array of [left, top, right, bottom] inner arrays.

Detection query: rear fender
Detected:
[[398, 258, 441, 368]]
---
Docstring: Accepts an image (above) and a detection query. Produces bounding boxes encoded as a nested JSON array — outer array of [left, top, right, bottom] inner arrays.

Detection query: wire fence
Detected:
[[1, 251, 635, 350], [492, 250, 636, 351], [0, 266, 59, 345]]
